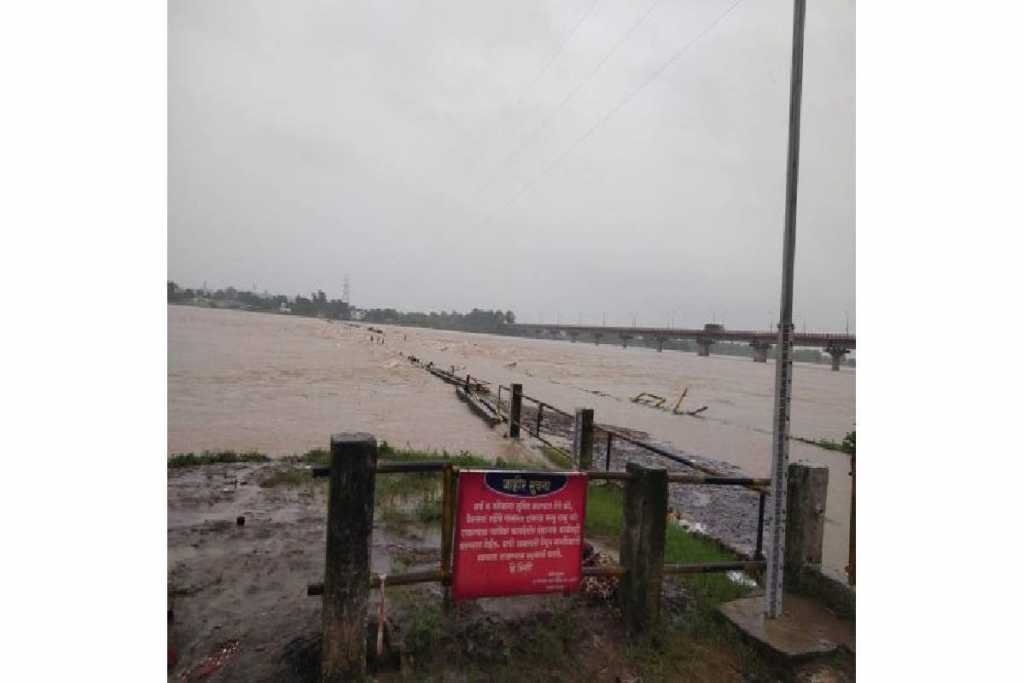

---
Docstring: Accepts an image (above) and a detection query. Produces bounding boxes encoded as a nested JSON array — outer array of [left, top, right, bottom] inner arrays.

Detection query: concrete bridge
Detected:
[[510, 323, 856, 370]]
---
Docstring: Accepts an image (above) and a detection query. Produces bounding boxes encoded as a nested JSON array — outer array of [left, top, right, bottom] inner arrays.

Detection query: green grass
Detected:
[[167, 450, 269, 468], [541, 445, 574, 470], [582, 482, 626, 538], [259, 467, 310, 488], [584, 482, 752, 609], [300, 442, 494, 468], [793, 429, 855, 455], [298, 447, 330, 465]]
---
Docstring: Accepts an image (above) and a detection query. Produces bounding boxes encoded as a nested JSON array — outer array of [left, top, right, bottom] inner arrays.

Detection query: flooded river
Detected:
[[169, 305, 855, 579]]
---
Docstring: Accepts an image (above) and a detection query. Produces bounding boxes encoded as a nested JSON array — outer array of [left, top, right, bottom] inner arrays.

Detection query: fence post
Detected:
[[785, 463, 829, 585], [321, 433, 378, 682], [620, 462, 668, 636], [535, 403, 544, 437], [847, 453, 855, 586], [509, 384, 523, 438], [755, 492, 767, 559], [573, 408, 594, 470], [441, 463, 456, 612], [605, 432, 613, 471]]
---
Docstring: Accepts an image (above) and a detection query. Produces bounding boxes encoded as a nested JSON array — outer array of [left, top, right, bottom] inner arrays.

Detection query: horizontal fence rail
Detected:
[[311, 431, 798, 674], [414, 364, 774, 561], [306, 560, 771, 596]]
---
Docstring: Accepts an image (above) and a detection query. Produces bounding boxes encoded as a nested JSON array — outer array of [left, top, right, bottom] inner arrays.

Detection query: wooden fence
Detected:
[[305, 431, 835, 680]]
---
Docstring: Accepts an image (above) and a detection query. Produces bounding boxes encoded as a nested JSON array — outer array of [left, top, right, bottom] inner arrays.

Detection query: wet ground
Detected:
[[168, 461, 852, 681], [168, 461, 447, 680]]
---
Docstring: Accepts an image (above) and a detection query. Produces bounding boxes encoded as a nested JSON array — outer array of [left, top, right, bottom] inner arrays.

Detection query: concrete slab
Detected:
[[718, 594, 855, 661]]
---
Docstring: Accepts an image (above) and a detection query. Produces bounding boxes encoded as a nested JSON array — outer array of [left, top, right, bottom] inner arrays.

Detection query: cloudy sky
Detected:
[[170, 0, 854, 332]]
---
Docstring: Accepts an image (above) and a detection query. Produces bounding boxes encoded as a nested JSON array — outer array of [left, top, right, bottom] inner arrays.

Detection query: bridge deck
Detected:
[[511, 324, 854, 349]]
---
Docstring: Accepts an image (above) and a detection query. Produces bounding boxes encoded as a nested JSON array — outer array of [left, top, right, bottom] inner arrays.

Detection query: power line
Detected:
[[470, 0, 668, 202], [455, 0, 602, 181], [487, 0, 748, 218], [512, 0, 603, 109]]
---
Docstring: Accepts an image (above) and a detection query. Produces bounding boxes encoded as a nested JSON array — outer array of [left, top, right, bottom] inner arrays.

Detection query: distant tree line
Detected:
[[167, 281, 351, 320], [167, 281, 515, 332], [361, 308, 515, 332]]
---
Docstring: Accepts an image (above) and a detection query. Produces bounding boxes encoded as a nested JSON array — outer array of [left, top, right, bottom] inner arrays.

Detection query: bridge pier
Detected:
[[825, 344, 849, 371], [696, 337, 713, 357], [750, 340, 771, 363]]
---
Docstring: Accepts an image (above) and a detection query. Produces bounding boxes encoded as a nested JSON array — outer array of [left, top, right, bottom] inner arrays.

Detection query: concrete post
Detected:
[[620, 462, 668, 636], [784, 463, 829, 580], [509, 384, 523, 439], [826, 346, 848, 371], [441, 463, 456, 612], [321, 433, 378, 682], [750, 341, 771, 363], [572, 408, 594, 470], [696, 338, 713, 357]]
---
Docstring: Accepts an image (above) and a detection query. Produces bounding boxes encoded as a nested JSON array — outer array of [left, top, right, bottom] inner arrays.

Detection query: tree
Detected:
[[167, 281, 179, 301]]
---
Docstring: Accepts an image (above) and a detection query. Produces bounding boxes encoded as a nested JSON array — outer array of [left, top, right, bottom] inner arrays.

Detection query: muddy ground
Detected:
[[168, 458, 851, 681]]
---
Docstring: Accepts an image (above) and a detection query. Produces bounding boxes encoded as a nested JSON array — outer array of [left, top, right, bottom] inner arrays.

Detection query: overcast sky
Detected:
[[170, 0, 854, 332]]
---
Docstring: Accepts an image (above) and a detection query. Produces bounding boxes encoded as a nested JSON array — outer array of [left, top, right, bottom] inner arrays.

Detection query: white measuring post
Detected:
[[765, 0, 806, 619]]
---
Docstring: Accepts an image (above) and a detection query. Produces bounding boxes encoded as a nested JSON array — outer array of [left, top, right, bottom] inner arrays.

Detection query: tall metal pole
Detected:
[[765, 0, 806, 619]]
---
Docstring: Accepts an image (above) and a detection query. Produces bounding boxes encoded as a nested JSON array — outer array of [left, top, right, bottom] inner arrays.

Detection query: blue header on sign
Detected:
[[484, 471, 567, 497]]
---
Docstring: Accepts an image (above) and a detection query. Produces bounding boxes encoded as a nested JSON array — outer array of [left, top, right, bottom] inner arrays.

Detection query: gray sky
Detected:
[[170, 0, 854, 332]]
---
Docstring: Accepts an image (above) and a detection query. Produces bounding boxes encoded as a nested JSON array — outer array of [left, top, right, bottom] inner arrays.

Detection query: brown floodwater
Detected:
[[169, 305, 855, 579]]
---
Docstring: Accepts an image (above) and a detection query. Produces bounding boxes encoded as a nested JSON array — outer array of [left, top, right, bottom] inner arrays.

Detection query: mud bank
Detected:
[[168, 461, 439, 680]]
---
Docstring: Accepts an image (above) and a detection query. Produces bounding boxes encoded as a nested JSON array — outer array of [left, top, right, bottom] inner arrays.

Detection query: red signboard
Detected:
[[451, 470, 588, 601]]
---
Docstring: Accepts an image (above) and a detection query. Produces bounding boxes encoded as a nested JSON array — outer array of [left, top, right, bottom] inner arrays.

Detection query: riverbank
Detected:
[[169, 305, 854, 579], [168, 451, 853, 681]]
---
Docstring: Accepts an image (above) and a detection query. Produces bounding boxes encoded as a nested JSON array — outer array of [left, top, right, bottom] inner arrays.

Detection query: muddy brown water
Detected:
[[169, 305, 855, 580]]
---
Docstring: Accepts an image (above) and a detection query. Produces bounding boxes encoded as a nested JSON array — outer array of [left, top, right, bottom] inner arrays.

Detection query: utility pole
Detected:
[[765, 0, 806, 620]]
